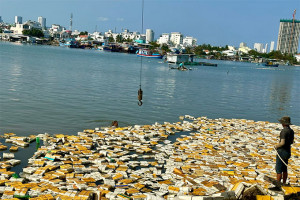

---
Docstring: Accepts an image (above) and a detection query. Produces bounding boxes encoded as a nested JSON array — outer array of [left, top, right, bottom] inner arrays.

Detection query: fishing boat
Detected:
[[103, 44, 121, 52], [137, 48, 163, 59], [264, 60, 279, 67]]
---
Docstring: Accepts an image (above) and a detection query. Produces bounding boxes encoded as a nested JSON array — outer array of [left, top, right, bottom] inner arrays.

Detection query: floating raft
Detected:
[[184, 61, 218, 67]]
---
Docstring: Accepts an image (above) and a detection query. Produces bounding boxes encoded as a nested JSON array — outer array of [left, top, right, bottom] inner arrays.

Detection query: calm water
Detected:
[[1, 42, 300, 136]]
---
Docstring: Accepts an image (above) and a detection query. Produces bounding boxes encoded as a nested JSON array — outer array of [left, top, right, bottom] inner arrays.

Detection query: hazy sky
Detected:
[[0, 0, 299, 48]]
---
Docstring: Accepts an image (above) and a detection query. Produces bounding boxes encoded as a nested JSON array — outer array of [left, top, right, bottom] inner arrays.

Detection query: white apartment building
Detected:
[[25, 20, 42, 29], [183, 36, 197, 47], [15, 16, 22, 24], [254, 43, 264, 53], [228, 46, 236, 51], [239, 42, 247, 48], [121, 29, 140, 41], [146, 29, 154, 43], [222, 49, 237, 56], [10, 23, 30, 34], [295, 54, 300, 62], [71, 30, 81, 36], [90, 32, 105, 42], [157, 33, 170, 45], [10, 20, 41, 35], [49, 24, 66, 38], [263, 43, 268, 53], [38, 16, 46, 29], [104, 30, 119, 41], [49, 24, 65, 33], [170, 32, 183, 45], [270, 41, 275, 52], [238, 43, 251, 54]]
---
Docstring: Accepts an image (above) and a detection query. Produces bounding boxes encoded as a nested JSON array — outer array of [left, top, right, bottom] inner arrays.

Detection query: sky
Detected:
[[0, 0, 299, 48]]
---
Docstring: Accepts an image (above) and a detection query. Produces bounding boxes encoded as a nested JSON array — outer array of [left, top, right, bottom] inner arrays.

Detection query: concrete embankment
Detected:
[[0, 116, 299, 200]]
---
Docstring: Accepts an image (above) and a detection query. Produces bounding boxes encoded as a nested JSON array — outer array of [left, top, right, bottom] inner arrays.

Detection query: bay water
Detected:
[[1, 41, 300, 137]]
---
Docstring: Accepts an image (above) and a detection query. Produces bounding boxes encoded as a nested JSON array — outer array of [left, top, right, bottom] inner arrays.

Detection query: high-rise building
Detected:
[[38, 16, 46, 29], [262, 43, 268, 53], [254, 43, 264, 53], [170, 32, 183, 45], [238, 42, 251, 54], [276, 19, 300, 54], [270, 41, 275, 52], [146, 29, 154, 43], [15, 16, 22, 24], [157, 33, 170, 45], [0, 16, 2, 23], [183, 36, 197, 47], [263, 43, 268, 53], [239, 42, 247, 48]]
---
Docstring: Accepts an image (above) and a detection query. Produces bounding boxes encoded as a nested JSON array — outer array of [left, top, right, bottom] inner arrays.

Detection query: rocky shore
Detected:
[[0, 116, 299, 200]]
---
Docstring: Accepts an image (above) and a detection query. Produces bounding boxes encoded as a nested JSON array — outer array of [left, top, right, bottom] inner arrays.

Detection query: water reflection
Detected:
[[9, 62, 23, 92], [269, 71, 292, 118]]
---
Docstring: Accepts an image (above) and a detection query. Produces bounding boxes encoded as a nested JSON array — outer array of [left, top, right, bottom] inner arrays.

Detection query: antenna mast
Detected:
[[70, 13, 73, 32]]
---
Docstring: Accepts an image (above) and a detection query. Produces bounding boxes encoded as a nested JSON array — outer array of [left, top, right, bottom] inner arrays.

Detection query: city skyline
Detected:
[[0, 0, 299, 49]]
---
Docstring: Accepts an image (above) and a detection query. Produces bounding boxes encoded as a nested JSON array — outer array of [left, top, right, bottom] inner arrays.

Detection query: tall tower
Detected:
[[38, 16, 46, 29], [170, 32, 183, 45], [15, 16, 22, 24], [270, 41, 275, 52], [254, 43, 264, 53], [69, 13, 73, 31], [264, 43, 268, 53], [0, 16, 2, 23], [146, 29, 154, 43], [276, 10, 300, 54]]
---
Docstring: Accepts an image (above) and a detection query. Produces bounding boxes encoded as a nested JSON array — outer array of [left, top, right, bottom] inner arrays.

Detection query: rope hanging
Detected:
[[138, 0, 144, 106]]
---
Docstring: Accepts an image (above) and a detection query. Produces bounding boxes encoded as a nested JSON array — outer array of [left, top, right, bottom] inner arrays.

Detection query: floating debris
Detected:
[[3, 153, 14, 159], [0, 116, 299, 200], [9, 146, 18, 152]]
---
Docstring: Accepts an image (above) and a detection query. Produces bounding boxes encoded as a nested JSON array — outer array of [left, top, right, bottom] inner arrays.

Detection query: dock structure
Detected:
[[0, 116, 299, 199], [166, 53, 193, 64]]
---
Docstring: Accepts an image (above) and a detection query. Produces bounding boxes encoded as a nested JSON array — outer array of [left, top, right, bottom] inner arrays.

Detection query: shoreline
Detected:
[[0, 115, 299, 199], [1, 40, 298, 66]]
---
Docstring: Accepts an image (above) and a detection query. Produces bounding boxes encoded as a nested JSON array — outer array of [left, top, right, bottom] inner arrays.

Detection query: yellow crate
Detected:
[[256, 195, 274, 200]]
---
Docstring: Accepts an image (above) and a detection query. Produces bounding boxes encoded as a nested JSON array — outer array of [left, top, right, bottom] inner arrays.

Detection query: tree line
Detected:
[[16, 28, 299, 64], [22, 28, 44, 38], [248, 50, 297, 63]]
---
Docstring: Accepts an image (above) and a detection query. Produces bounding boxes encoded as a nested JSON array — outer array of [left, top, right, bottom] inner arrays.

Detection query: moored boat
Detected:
[[264, 60, 279, 67], [264, 63, 279, 67], [137, 48, 163, 59]]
